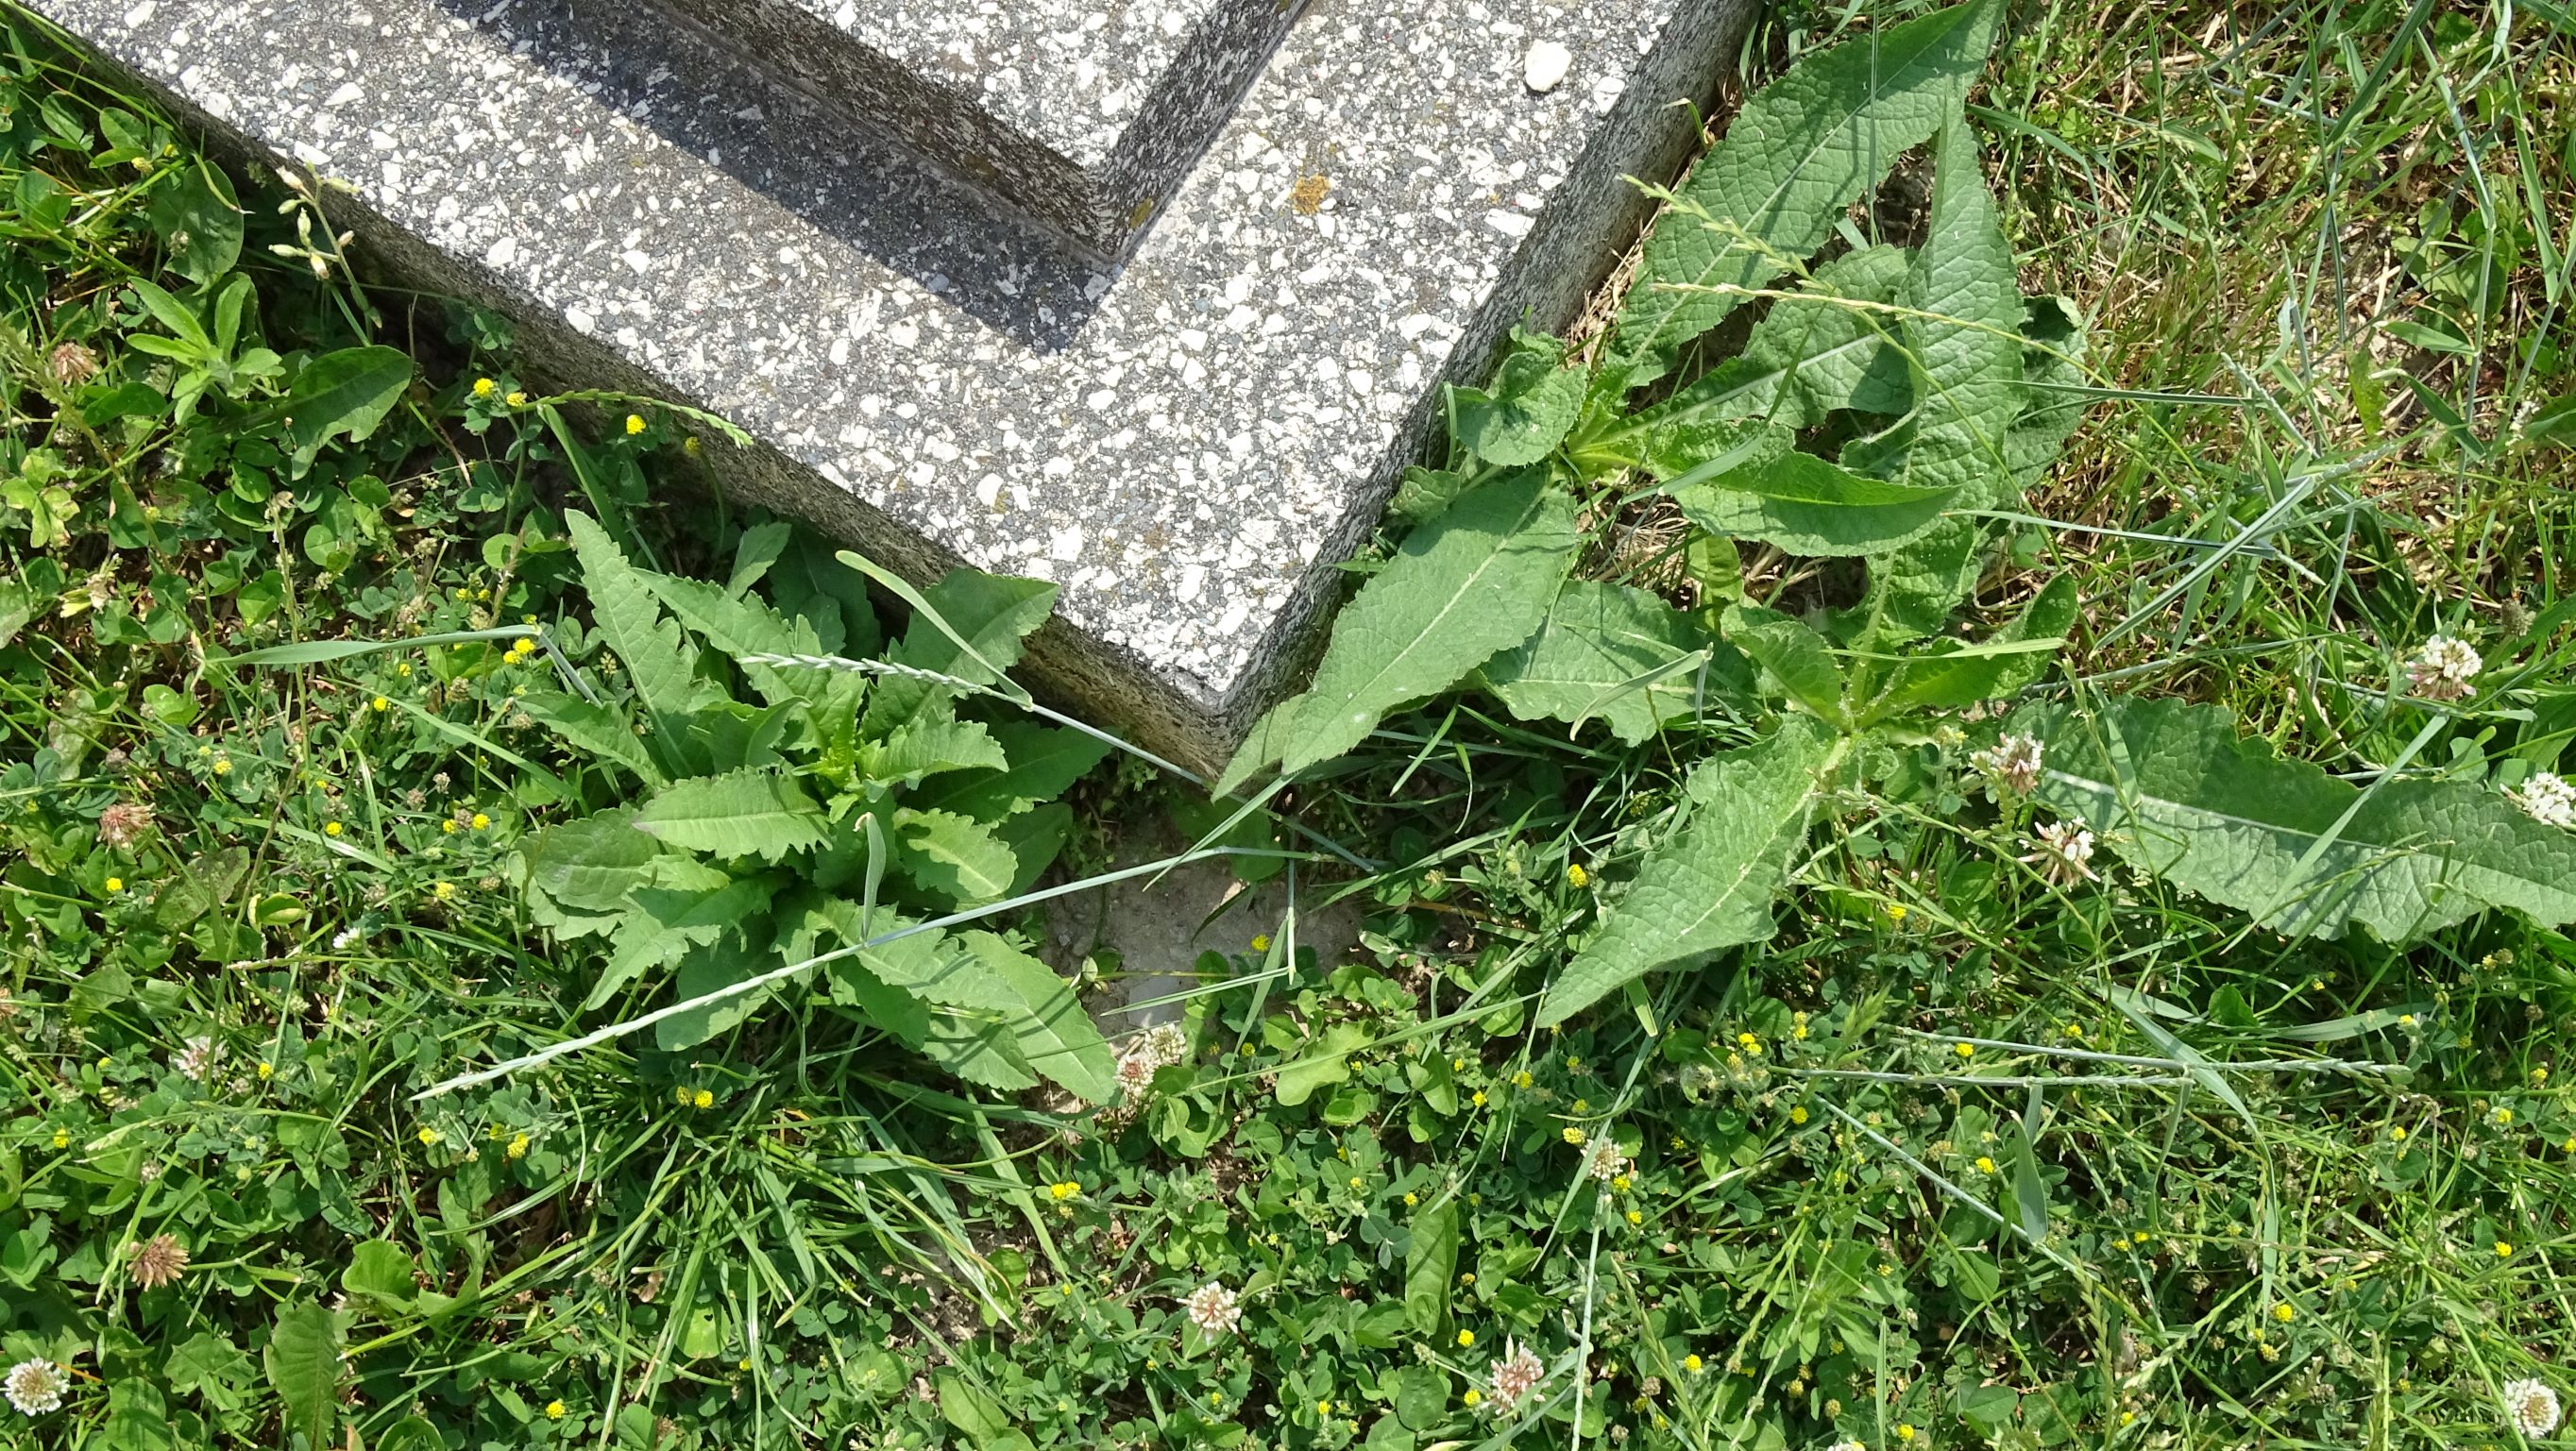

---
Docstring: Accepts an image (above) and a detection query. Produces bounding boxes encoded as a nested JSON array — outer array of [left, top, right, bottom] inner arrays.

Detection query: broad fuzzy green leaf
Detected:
[[587, 874, 777, 1009], [1538, 717, 1836, 1026], [959, 931, 1117, 1103], [263, 1300, 343, 1451], [1841, 119, 2025, 507], [633, 768, 830, 860], [858, 567, 1056, 738], [2012, 697, 2576, 940], [519, 809, 662, 915], [1609, 0, 2002, 379], [517, 690, 664, 785], [1671, 438, 1957, 557], [776, 893, 934, 1044], [918, 1016, 1040, 1091], [1726, 605, 1846, 723], [860, 717, 1010, 789], [837, 920, 1016, 1012], [915, 720, 1115, 820], [568, 511, 713, 721], [1637, 245, 1914, 434], [341, 1240, 417, 1306], [1403, 1198, 1461, 1336], [767, 531, 881, 657], [658, 931, 776, 1049], [148, 160, 243, 284], [1452, 329, 1585, 465], [1479, 580, 1706, 743], [893, 807, 1019, 903], [2005, 295, 2093, 490], [1847, 516, 1988, 650], [641, 568, 822, 707], [276, 346, 414, 473], [995, 801, 1076, 896], [1220, 473, 1580, 789], [1866, 574, 2076, 717], [1633, 415, 1787, 486]]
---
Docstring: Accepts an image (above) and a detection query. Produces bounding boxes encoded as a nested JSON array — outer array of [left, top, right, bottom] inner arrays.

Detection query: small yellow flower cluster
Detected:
[[324, 820, 343, 837], [473, 377, 497, 398], [1046, 1181, 1080, 1201], [506, 635, 538, 665], [105, 877, 124, 893], [1249, 934, 1271, 953], [1566, 863, 1589, 888], [625, 413, 648, 435]]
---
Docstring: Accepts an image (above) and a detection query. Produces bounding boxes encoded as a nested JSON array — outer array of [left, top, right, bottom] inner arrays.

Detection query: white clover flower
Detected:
[[2404, 634, 2482, 701], [2022, 820, 2098, 887], [2503, 1377, 2561, 1438], [4, 1358, 66, 1417], [330, 925, 363, 952], [2508, 772, 2576, 829], [1581, 1135, 1631, 1184], [1972, 733, 2044, 796], [173, 1036, 216, 1082], [1114, 1050, 1159, 1101], [1141, 1021, 1189, 1067], [1484, 1340, 1547, 1415], [1182, 1281, 1241, 1336]]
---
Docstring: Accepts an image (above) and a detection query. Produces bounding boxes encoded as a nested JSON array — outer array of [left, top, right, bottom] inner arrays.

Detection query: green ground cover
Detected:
[[1, 2, 2572, 1449]]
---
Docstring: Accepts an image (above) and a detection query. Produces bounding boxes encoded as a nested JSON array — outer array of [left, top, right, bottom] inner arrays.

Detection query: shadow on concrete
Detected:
[[425, 0, 1111, 350]]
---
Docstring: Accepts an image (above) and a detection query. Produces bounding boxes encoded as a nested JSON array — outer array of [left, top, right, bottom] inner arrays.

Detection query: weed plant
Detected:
[[2, 4, 2573, 1450]]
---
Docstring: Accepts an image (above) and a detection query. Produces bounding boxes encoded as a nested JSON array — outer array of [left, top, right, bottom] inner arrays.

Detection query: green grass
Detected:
[[3, 2, 2574, 1450]]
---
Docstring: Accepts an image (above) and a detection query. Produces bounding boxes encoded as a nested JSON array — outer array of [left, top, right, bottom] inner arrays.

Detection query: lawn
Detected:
[[1, 2, 2572, 1450]]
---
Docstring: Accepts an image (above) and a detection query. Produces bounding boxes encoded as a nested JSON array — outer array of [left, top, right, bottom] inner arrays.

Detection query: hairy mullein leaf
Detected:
[[1538, 717, 1836, 1026], [568, 510, 716, 722], [1452, 328, 1586, 465], [1478, 580, 1708, 743], [1627, 245, 1915, 437], [1219, 473, 1579, 788], [1840, 117, 2026, 507], [1669, 443, 1957, 556], [2011, 697, 2576, 940], [1607, 0, 2002, 383], [2005, 295, 2093, 489]]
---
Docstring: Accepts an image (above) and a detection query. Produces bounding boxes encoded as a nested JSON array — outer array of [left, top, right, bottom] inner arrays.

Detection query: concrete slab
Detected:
[[646, 0, 1304, 259], [34, 0, 1755, 776]]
